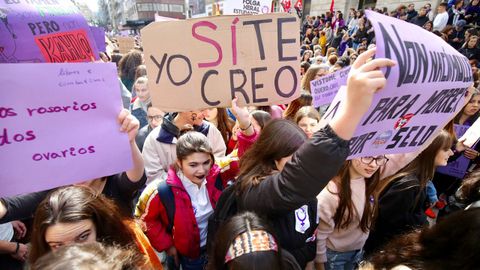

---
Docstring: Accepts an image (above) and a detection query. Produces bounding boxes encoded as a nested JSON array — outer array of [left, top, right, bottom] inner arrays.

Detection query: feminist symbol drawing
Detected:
[[295, 205, 310, 234]]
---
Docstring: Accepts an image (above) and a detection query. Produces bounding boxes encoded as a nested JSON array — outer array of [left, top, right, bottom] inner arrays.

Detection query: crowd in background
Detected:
[[0, 2, 480, 270]]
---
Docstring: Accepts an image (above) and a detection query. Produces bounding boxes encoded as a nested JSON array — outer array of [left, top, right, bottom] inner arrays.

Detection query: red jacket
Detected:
[[142, 165, 222, 258]]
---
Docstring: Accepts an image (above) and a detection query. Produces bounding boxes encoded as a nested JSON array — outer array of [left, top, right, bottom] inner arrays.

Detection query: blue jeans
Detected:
[[166, 247, 207, 270], [325, 248, 363, 270]]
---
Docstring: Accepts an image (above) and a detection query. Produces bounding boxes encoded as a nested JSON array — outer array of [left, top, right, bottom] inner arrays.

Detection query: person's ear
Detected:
[[176, 159, 182, 170], [274, 159, 281, 170]]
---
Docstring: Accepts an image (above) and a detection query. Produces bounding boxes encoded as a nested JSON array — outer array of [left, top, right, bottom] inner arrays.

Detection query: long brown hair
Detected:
[[453, 90, 479, 125], [118, 51, 143, 80], [29, 186, 139, 265], [216, 108, 235, 145], [374, 130, 454, 204], [301, 65, 329, 92], [283, 91, 313, 120], [236, 120, 307, 193], [331, 161, 380, 233]]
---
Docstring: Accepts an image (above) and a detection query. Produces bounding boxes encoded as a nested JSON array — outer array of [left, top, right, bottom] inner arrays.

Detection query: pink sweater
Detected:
[[315, 152, 417, 263]]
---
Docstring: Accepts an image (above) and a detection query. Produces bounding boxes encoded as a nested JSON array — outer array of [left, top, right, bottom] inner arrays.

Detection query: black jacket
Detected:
[[237, 125, 350, 268], [364, 174, 428, 256], [459, 46, 480, 61], [410, 15, 429, 27], [0, 173, 146, 223]]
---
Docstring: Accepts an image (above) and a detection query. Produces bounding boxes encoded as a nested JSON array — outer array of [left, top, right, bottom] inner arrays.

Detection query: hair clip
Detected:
[[224, 230, 278, 263]]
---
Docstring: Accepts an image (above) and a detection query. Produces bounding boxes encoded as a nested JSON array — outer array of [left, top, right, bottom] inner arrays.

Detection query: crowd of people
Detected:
[[300, 1, 480, 88], [0, 1, 480, 270]]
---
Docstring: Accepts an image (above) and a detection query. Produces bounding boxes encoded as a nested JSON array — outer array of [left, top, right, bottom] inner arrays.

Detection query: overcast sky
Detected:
[[84, 0, 99, 13]]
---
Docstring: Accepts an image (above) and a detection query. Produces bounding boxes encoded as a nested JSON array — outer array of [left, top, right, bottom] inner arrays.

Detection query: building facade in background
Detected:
[[306, 0, 441, 17], [91, 0, 443, 32]]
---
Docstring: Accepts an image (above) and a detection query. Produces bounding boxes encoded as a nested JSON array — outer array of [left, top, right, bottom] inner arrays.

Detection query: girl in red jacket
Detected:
[[141, 131, 223, 270]]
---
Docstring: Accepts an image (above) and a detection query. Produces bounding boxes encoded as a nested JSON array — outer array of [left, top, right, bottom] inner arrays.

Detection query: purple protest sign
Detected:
[[311, 66, 350, 108], [436, 124, 472, 178], [321, 11, 473, 159], [0, 63, 132, 197], [435, 155, 471, 179], [0, 0, 99, 63], [90, 26, 106, 52]]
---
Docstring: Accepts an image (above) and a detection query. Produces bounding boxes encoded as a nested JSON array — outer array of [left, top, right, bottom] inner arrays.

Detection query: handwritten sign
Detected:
[[0, 63, 132, 197], [321, 11, 473, 159], [0, 0, 99, 63], [142, 13, 300, 112], [311, 66, 350, 108], [436, 124, 473, 178], [223, 0, 272, 15], [116, 36, 135, 54]]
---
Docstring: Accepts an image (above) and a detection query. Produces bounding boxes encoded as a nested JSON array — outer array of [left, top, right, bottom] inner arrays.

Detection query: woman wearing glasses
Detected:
[[135, 103, 165, 151], [315, 153, 407, 270]]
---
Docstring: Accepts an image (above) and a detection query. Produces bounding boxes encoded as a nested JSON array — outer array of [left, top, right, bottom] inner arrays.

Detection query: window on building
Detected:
[[169, 4, 184, 13], [154, 3, 169, 12], [137, 3, 154, 12]]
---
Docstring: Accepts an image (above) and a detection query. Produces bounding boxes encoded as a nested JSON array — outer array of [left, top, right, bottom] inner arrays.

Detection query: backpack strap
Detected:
[[157, 181, 175, 234]]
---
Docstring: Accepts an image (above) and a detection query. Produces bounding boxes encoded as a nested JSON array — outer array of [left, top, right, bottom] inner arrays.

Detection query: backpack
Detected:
[[157, 180, 175, 234], [157, 174, 225, 235], [206, 184, 240, 252]]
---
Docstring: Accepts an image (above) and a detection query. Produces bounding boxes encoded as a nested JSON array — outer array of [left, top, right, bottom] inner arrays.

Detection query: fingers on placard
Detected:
[[118, 109, 129, 124], [359, 58, 395, 73], [353, 47, 376, 68]]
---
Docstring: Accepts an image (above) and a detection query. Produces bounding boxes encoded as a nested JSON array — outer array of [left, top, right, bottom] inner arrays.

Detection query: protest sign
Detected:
[[142, 13, 300, 112], [459, 117, 480, 148], [321, 10, 473, 159], [436, 124, 473, 178], [90, 26, 106, 52], [0, 63, 132, 197], [155, 13, 178, 22], [117, 36, 136, 54], [223, 0, 272, 15], [311, 66, 350, 108], [0, 0, 99, 63]]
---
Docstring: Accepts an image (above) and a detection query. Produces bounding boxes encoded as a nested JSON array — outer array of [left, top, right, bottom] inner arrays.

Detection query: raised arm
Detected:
[[118, 109, 144, 182], [240, 48, 396, 214]]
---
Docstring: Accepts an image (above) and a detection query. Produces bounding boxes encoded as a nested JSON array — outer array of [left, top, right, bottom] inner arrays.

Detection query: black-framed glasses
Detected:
[[147, 115, 164, 122], [360, 156, 389, 166]]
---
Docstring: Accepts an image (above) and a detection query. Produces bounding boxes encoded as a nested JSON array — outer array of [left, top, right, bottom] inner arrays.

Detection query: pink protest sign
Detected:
[[311, 66, 350, 108], [0, 0, 99, 63], [0, 63, 132, 197], [321, 11, 473, 159]]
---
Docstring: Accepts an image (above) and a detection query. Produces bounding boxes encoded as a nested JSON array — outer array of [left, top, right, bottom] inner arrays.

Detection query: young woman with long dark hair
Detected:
[[29, 186, 161, 268], [364, 130, 455, 255]]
